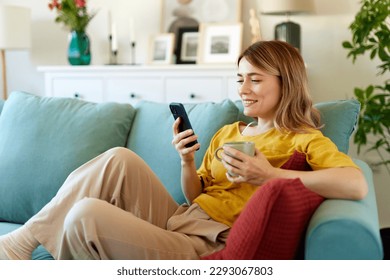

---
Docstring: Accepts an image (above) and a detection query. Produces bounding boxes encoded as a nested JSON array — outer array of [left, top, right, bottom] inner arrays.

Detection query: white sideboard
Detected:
[[37, 65, 240, 106]]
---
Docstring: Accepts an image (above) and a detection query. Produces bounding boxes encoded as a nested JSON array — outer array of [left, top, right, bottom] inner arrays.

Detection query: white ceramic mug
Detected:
[[214, 141, 255, 177]]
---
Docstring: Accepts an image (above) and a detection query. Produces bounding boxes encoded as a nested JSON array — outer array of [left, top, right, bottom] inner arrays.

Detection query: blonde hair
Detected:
[[238, 40, 321, 133]]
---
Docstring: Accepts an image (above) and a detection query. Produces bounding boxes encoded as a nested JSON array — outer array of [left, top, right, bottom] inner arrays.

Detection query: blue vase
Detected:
[[67, 30, 91, 65]]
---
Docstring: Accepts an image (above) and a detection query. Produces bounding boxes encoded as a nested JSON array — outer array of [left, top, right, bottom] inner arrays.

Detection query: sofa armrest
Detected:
[[304, 159, 383, 259]]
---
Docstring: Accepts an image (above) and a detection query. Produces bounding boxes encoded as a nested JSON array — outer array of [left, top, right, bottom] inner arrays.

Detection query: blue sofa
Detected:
[[0, 91, 383, 260]]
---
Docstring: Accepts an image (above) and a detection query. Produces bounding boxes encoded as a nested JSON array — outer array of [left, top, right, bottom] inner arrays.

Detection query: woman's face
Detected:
[[237, 57, 281, 120]]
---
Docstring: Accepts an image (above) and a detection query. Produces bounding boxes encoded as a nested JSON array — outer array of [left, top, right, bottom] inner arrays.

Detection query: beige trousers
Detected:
[[26, 147, 229, 260]]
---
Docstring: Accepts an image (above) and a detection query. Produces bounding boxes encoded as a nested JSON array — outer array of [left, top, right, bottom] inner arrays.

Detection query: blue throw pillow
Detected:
[[235, 99, 360, 154], [0, 92, 135, 223], [315, 99, 360, 154], [127, 99, 240, 204]]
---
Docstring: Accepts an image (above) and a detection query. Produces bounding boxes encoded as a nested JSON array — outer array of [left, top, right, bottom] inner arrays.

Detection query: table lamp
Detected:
[[258, 0, 313, 51], [0, 5, 31, 100]]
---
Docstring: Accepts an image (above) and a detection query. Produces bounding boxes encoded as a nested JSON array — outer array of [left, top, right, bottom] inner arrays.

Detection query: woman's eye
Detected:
[[236, 80, 244, 84], [251, 80, 261, 83]]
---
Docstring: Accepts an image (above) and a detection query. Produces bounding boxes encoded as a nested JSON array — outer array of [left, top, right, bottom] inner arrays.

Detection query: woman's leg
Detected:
[[0, 226, 39, 260], [2, 147, 179, 259], [58, 198, 205, 259]]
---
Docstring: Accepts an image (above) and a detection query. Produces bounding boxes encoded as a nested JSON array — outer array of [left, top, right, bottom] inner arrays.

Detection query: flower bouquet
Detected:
[[48, 0, 96, 65], [48, 0, 95, 33]]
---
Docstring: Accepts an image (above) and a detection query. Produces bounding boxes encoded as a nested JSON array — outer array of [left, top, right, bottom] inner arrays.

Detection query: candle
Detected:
[[129, 18, 135, 43], [111, 22, 118, 52], [107, 10, 112, 35]]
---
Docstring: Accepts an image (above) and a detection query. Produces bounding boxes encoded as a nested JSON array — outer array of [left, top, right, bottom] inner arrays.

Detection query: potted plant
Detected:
[[342, 0, 389, 175]]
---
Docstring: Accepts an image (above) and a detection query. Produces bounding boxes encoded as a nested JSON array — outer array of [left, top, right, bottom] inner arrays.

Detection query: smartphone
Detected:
[[169, 102, 199, 149]]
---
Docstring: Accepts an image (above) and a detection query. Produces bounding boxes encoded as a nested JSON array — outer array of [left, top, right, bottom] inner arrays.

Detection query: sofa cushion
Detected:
[[0, 92, 135, 224], [127, 99, 240, 204], [315, 99, 360, 154], [235, 99, 360, 154], [203, 178, 324, 260]]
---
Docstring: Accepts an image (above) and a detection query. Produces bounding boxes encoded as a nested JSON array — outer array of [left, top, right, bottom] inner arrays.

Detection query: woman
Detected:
[[0, 40, 367, 260]]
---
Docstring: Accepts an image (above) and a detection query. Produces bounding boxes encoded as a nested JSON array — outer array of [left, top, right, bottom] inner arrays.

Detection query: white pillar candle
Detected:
[[107, 10, 111, 35], [129, 18, 135, 42], [111, 22, 118, 52]]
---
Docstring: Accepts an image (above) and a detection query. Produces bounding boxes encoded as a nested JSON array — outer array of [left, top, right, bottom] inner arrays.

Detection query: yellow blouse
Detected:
[[193, 122, 358, 227]]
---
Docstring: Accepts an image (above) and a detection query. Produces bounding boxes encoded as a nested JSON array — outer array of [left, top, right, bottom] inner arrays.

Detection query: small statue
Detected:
[[249, 8, 262, 43]]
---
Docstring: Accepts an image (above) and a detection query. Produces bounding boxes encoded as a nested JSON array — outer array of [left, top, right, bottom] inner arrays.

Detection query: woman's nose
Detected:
[[238, 80, 250, 95]]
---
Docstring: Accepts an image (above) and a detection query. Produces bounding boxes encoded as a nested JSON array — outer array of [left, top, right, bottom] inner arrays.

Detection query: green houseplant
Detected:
[[342, 0, 390, 174]]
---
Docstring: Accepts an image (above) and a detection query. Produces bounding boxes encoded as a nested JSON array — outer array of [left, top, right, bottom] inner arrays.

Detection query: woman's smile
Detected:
[[242, 99, 258, 106]]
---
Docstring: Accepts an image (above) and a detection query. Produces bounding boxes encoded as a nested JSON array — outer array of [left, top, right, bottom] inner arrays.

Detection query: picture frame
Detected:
[[176, 27, 199, 64], [197, 23, 243, 64], [148, 33, 175, 64], [160, 0, 242, 33]]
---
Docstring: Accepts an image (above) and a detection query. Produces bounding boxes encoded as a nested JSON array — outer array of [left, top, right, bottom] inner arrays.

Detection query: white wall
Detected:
[[0, 0, 164, 96], [1, 0, 389, 227]]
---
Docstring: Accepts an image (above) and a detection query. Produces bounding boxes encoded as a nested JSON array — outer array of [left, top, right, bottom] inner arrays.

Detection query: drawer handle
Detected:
[[74, 92, 81, 98], [129, 93, 137, 99], [189, 93, 196, 99]]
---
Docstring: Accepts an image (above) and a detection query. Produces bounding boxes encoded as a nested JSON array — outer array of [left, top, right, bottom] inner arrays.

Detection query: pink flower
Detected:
[[48, 0, 61, 10], [48, 0, 95, 32], [75, 0, 86, 8]]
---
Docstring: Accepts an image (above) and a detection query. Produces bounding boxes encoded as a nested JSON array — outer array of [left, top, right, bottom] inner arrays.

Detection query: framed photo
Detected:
[[149, 33, 175, 64], [176, 27, 199, 64], [198, 23, 243, 64], [160, 0, 242, 33]]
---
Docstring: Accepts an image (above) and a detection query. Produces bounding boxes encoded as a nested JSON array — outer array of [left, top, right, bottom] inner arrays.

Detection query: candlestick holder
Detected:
[[130, 41, 136, 65], [107, 34, 118, 65], [110, 50, 118, 65]]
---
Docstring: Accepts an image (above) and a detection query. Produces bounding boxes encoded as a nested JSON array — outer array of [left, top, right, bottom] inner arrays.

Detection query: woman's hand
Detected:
[[172, 117, 202, 203], [220, 146, 277, 185], [172, 117, 201, 163]]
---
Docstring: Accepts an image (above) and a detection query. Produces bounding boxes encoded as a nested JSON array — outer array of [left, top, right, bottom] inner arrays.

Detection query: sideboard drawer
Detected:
[[165, 77, 224, 103], [51, 78, 104, 103], [38, 65, 238, 105], [106, 77, 164, 106]]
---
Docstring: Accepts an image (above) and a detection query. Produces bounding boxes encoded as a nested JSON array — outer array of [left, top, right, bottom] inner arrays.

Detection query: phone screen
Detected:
[[169, 102, 198, 148]]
